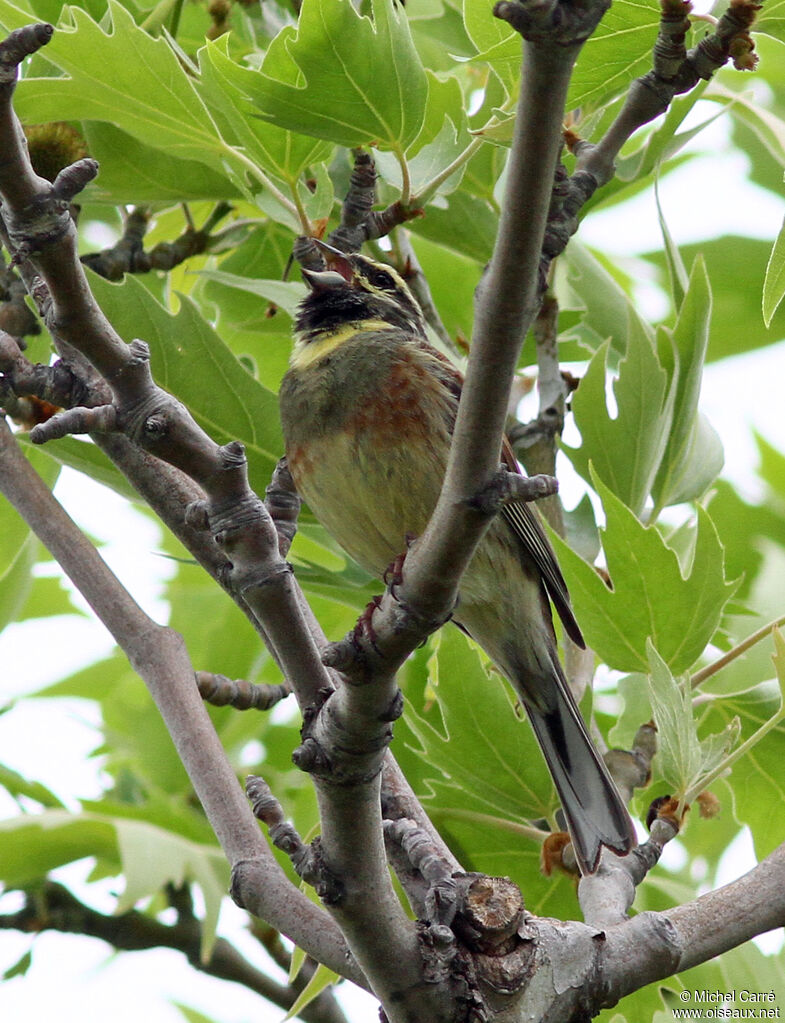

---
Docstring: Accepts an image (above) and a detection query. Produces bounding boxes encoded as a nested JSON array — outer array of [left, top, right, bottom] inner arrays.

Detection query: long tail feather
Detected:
[[525, 676, 636, 874]]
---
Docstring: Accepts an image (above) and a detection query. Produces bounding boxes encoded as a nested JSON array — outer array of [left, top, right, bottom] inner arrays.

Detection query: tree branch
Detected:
[[0, 417, 360, 984], [0, 25, 448, 1015], [0, 880, 349, 1023], [600, 841, 785, 1004]]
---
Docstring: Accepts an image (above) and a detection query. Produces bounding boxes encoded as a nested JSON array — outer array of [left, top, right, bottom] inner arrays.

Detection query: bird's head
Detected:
[[294, 242, 427, 344]]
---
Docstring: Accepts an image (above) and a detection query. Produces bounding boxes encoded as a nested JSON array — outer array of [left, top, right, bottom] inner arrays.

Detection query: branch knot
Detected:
[[469, 468, 558, 517], [494, 0, 611, 44], [0, 22, 53, 83]]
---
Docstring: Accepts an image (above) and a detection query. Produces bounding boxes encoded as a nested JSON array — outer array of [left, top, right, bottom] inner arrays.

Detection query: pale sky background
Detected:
[[1, 98, 785, 1020]]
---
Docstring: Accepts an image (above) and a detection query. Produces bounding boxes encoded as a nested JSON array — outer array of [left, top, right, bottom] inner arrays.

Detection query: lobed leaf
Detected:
[[0, 810, 228, 959], [86, 272, 284, 494], [652, 257, 723, 510], [238, 0, 428, 152], [2, 0, 229, 173], [763, 214, 785, 327], [198, 36, 334, 184], [551, 474, 738, 673], [564, 323, 674, 518]]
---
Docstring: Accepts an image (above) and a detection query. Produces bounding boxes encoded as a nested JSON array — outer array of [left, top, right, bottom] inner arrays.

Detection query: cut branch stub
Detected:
[[453, 876, 525, 956]]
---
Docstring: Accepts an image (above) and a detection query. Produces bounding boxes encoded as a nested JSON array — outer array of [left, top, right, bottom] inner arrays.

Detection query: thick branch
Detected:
[[388, 12, 605, 636], [666, 841, 785, 971], [0, 418, 359, 984], [601, 842, 785, 1004], [0, 26, 447, 1014]]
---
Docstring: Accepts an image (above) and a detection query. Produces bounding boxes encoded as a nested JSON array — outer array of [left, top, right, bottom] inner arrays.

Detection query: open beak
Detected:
[[301, 267, 350, 293], [301, 239, 355, 292]]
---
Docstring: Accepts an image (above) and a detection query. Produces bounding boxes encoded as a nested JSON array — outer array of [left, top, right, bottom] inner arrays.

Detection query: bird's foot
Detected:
[[383, 534, 417, 598], [353, 594, 384, 655]]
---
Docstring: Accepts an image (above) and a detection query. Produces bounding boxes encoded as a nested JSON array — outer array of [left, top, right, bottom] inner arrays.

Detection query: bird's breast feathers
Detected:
[[281, 330, 458, 575]]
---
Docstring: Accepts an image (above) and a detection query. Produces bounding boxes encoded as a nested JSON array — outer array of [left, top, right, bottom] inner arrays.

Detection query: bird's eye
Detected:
[[367, 267, 395, 291]]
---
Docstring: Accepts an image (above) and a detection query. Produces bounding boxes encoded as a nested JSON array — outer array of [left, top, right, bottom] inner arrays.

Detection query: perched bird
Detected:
[[279, 244, 635, 874]]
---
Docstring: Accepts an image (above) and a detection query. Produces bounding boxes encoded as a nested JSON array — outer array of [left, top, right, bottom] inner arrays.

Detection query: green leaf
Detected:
[[409, 189, 497, 263], [83, 122, 239, 204], [114, 817, 227, 959], [2, 948, 32, 981], [16, 573, 81, 622], [0, 531, 37, 636], [410, 0, 474, 74], [699, 672, 785, 859], [612, 81, 713, 188], [756, 431, 785, 501], [0, 811, 121, 884], [283, 964, 339, 1020], [763, 214, 785, 327], [410, 70, 468, 156], [643, 236, 785, 362], [654, 177, 688, 308], [0, 810, 228, 960], [198, 36, 334, 184], [404, 630, 556, 836], [86, 272, 284, 494], [200, 221, 297, 342], [563, 326, 674, 517], [706, 478, 785, 606], [658, 411, 724, 511], [410, 234, 477, 339], [462, 117, 507, 201], [462, 0, 514, 55], [173, 1004, 221, 1023], [196, 273, 305, 317], [377, 111, 469, 199], [646, 641, 740, 799], [461, 0, 519, 94], [15, 432, 140, 502], [0, 764, 65, 809], [396, 633, 584, 917], [5, 0, 229, 174], [562, 493, 601, 563], [569, 0, 660, 110], [551, 474, 738, 673], [652, 257, 722, 510], [706, 80, 785, 169], [557, 241, 654, 357], [242, 0, 428, 151], [0, 446, 60, 633]]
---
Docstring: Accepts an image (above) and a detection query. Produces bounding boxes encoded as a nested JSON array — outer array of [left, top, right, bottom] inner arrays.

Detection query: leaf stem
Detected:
[[691, 614, 785, 689], [223, 146, 307, 231], [396, 147, 412, 207], [683, 700, 785, 805], [414, 95, 518, 206], [290, 179, 314, 237], [429, 806, 549, 843], [414, 136, 484, 206]]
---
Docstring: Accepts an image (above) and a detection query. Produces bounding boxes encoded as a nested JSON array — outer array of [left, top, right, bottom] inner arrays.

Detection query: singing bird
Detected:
[[279, 244, 635, 873]]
